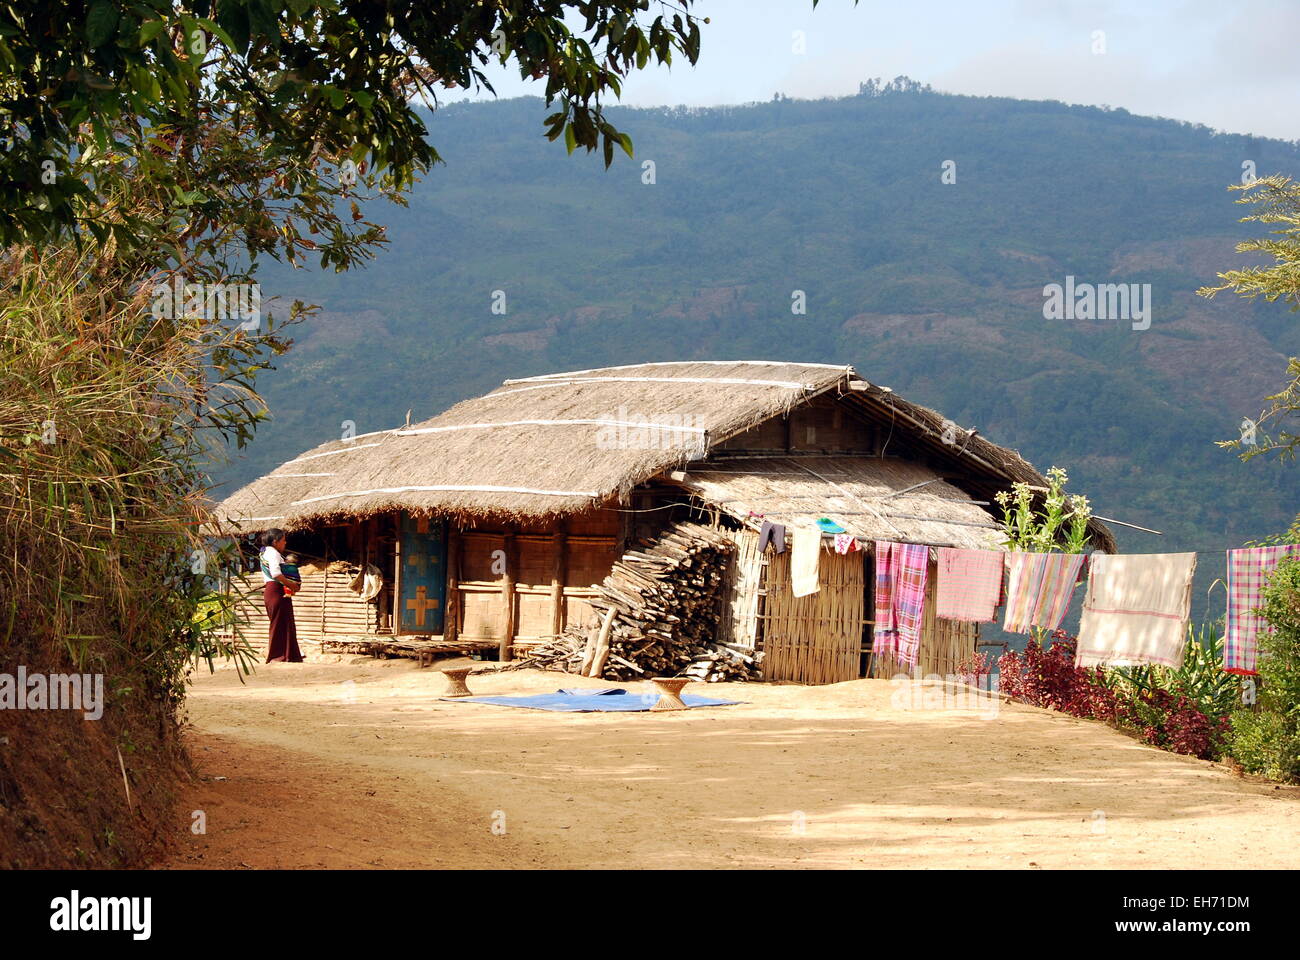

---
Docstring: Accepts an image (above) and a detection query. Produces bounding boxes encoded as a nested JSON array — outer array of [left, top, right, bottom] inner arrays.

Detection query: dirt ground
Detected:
[[159, 649, 1300, 869]]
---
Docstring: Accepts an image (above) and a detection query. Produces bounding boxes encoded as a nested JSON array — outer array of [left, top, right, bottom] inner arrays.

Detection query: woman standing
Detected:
[[259, 529, 304, 663]]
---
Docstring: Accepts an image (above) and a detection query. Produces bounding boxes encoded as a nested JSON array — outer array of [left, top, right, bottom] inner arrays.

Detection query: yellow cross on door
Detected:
[[405, 585, 440, 627]]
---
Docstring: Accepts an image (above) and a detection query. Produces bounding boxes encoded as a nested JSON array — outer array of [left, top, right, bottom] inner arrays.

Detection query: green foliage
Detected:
[[1105, 623, 1241, 724], [0, 240, 269, 706], [1227, 557, 1300, 781], [1199, 174, 1300, 463], [995, 467, 1092, 553], [1230, 710, 1300, 782], [0, 0, 705, 248], [214, 91, 1300, 640]]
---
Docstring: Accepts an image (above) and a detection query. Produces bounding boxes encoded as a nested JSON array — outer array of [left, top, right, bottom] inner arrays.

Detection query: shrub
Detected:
[[997, 630, 1105, 716], [1227, 557, 1300, 782], [998, 628, 1231, 761]]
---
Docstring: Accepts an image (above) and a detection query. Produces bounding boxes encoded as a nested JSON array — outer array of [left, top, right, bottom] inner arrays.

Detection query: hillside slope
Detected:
[[217, 88, 1300, 621]]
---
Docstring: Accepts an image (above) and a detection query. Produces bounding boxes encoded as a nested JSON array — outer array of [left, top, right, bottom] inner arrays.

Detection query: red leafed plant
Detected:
[[997, 630, 1229, 760], [996, 630, 1102, 716]]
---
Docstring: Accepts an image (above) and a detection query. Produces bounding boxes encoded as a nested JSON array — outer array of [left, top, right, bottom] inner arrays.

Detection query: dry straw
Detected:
[[217, 361, 1116, 553]]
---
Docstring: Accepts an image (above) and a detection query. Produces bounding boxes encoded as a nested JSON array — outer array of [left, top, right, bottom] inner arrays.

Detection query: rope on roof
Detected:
[[291, 484, 602, 506], [782, 457, 906, 538], [496, 375, 817, 390], [282, 441, 386, 464], [395, 418, 707, 437], [503, 360, 854, 382]]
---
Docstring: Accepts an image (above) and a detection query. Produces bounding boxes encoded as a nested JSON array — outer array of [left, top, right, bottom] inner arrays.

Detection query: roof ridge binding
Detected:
[[502, 360, 855, 384]]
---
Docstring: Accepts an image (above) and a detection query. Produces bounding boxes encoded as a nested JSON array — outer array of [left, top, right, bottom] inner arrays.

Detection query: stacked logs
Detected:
[[508, 521, 762, 682]]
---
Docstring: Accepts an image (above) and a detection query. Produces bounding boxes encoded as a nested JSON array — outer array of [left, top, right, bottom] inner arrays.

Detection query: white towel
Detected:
[[791, 526, 822, 598], [1075, 553, 1197, 668]]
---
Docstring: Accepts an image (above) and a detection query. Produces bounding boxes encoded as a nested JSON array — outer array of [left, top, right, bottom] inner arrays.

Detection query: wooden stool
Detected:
[[442, 666, 473, 698], [649, 677, 691, 712]]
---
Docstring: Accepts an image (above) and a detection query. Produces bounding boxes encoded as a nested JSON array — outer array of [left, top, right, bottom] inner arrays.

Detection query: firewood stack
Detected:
[[507, 522, 762, 682]]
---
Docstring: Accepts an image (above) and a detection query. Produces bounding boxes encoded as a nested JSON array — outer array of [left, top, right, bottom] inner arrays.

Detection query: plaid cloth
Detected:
[[936, 548, 1005, 623], [1225, 544, 1300, 675], [874, 541, 929, 667], [1003, 552, 1086, 635]]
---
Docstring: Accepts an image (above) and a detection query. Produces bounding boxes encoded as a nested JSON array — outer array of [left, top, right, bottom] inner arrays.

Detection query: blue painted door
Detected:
[[399, 515, 447, 634]]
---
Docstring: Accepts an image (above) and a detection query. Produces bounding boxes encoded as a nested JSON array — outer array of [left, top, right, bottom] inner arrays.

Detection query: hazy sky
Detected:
[[456, 0, 1300, 142]]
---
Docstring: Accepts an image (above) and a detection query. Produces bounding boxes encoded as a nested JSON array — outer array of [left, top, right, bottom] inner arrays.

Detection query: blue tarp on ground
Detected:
[[444, 687, 741, 712]]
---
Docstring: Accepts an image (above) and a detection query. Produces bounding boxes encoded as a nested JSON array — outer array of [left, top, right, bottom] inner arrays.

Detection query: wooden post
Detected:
[[587, 606, 616, 678], [550, 518, 567, 641], [392, 513, 403, 636], [499, 527, 516, 661], [444, 525, 460, 642]]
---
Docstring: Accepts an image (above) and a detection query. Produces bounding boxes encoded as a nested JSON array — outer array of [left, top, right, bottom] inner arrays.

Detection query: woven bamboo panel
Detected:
[[761, 548, 866, 684], [870, 560, 980, 678], [224, 563, 386, 648], [717, 527, 763, 650]]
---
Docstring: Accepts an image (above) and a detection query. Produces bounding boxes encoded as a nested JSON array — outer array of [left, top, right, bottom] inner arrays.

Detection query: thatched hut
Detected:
[[216, 361, 1113, 683]]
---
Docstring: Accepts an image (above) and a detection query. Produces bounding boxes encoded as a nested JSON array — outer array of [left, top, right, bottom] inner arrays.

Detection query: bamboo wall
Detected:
[[761, 549, 867, 684], [717, 526, 763, 650], [755, 550, 981, 685], [869, 560, 980, 678], [715, 394, 877, 454], [224, 561, 387, 651]]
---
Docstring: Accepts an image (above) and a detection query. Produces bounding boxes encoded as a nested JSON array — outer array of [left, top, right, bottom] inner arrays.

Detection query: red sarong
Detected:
[[263, 581, 303, 663]]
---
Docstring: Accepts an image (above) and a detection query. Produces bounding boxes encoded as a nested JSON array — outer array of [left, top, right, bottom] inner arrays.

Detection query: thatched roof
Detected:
[[215, 360, 1116, 552], [673, 457, 1005, 550]]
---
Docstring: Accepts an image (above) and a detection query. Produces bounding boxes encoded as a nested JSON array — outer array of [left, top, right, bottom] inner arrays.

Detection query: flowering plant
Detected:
[[994, 466, 1091, 555]]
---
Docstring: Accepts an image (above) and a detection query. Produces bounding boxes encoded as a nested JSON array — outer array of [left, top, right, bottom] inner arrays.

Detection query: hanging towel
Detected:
[[873, 541, 929, 667], [1075, 553, 1197, 668], [1225, 544, 1300, 675], [936, 548, 1005, 623], [1002, 552, 1086, 634], [790, 526, 822, 598], [833, 533, 858, 555]]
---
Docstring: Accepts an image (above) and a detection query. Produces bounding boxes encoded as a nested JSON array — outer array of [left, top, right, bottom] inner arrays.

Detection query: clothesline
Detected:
[[766, 519, 1294, 677]]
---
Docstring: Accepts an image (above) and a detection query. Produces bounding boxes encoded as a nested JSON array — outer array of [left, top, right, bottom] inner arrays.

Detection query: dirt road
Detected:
[[160, 653, 1300, 869]]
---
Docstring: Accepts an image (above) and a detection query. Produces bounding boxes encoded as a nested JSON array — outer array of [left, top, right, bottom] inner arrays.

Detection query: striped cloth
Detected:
[[874, 541, 929, 667], [1002, 552, 1087, 635], [1075, 553, 1197, 668], [1225, 544, 1300, 675], [936, 548, 1005, 623]]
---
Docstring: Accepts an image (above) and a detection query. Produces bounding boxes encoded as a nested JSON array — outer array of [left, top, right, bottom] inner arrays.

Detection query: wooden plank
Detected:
[[391, 513, 402, 636], [550, 519, 567, 640], [500, 527, 516, 661], [444, 528, 460, 642], [587, 607, 616, 677]]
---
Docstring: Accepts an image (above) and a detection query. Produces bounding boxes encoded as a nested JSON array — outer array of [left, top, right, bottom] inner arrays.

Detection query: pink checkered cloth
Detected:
[[1225, 544, 1300, 675], [936, 548, 1005, 623], [1003, 552, 1086, 635], [874, 541, 929, 667]]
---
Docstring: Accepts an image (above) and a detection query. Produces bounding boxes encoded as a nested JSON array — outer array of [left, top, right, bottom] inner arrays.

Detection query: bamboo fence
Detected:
[[869, 561, 980, 678], [761, 548, 866, 684], [716, 526, 763, 650]]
